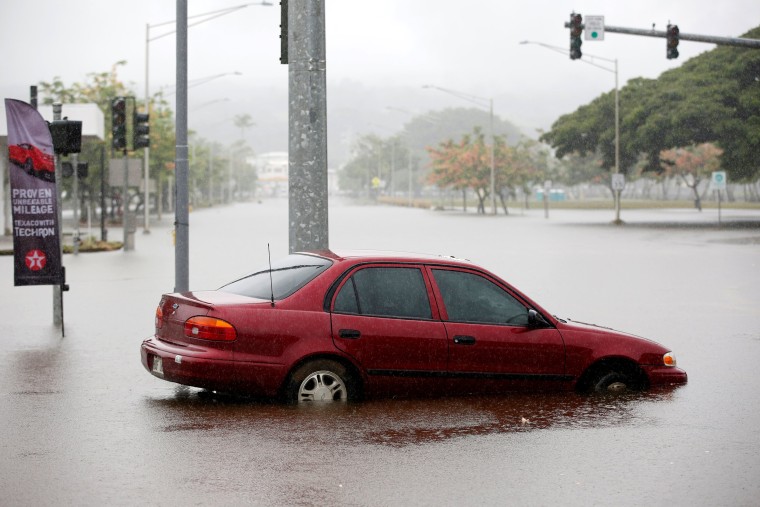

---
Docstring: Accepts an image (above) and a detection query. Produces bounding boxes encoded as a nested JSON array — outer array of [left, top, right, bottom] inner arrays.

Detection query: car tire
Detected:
[[592, 371, 632, 394], [286, 359, 356, 403]]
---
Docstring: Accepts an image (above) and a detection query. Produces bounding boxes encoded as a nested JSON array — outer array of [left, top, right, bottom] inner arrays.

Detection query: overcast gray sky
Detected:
[[2, 0, 759, 153]]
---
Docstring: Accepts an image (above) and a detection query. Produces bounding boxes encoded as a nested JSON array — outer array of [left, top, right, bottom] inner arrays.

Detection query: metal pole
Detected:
[[390, 141, 395, 197], [408, 150, 412, 207], [52, 103, 63, 327], [571, 23, 760, 49], [144, 22, 151, 233], [288, 0, 328, 253], [175, 0, 190, 291], [100, 144, 107, 241], [228, 147, 233, 203], [72, 153, 79, 254], [489, 99, 496, 215], [614, 58, 622, 224], [122, 148, 129, 250]]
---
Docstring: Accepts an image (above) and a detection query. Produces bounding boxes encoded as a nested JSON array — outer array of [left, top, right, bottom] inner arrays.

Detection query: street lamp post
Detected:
[[519, 40, 622, 223], [145, 1, 272, 290], [422, 85, 497, 215]]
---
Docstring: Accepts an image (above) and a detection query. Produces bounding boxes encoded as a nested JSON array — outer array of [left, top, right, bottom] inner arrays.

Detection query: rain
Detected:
[[2, 200, 760, 504], [2, 0, 760, 505]]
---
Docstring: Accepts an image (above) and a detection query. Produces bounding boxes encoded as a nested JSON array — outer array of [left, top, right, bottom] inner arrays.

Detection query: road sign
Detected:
[[611, 173, 625, 191], [585, 15, 605, 41], [712, 171, 727, 190], [109, 158, 142, 187]]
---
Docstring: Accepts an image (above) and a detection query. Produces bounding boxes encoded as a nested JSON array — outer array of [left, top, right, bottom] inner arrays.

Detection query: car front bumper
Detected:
[[643, 365, 688, 386]]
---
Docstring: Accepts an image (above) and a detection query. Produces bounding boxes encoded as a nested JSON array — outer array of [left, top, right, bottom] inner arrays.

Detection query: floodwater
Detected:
[[1, 199, 759, 506]]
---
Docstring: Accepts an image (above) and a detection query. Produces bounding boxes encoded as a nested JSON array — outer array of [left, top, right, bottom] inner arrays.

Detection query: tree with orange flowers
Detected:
[[660, 143, 723, 211]]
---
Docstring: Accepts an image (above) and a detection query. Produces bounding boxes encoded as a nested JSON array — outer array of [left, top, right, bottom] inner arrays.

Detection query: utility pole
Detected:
[[287, 0, 329, 253], [175, 0, 189, 291]]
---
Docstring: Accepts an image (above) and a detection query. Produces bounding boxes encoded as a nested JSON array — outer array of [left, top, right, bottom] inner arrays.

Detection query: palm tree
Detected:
[[233, 114, 255, 141]]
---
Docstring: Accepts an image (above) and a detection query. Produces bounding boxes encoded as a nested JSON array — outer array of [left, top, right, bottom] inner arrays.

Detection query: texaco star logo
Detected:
[[25, 249, 47, 271]]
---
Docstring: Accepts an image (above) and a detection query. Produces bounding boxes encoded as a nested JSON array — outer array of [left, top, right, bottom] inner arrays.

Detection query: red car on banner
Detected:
[[141, 250, 687, 403], [9, 142, 55, 182]]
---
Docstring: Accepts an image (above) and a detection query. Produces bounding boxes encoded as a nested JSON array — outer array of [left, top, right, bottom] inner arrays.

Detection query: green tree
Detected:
[[541, 25, 760, 183]]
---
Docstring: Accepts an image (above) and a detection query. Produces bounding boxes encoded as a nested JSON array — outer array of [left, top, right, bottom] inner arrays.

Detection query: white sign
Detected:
[[712, 171, 727, 190], [611, 173, 625, 191], [109, 158, 143, 187], [585, 15, 605, 41]]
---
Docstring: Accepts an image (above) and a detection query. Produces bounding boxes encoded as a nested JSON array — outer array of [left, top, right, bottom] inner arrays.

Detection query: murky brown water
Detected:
[[1, 202, 759, 505]]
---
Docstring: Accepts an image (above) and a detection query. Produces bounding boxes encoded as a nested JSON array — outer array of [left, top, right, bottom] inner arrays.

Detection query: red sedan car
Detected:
[[9, 143, 55, 182], [141, 250, 687, 402]]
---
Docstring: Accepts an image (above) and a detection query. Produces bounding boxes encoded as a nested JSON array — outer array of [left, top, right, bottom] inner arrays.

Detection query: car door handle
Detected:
[[453, 335, 476, 345], [339, 329, 361, 339]]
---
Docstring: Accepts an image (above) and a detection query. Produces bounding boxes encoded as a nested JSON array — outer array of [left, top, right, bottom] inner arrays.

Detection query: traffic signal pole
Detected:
[[564, 21, 760, 51]]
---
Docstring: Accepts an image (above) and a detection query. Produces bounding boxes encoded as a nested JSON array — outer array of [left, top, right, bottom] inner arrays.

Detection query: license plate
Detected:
[[152, 355, 164, 375]]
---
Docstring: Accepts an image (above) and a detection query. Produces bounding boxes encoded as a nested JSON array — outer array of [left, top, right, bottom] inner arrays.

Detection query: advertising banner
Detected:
[[5, 98, 62, 286]]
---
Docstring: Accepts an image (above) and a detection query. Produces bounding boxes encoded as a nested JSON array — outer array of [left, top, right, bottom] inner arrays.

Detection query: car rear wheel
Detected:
[[286, 359, 356, 403], [592, 371, 632, 393]]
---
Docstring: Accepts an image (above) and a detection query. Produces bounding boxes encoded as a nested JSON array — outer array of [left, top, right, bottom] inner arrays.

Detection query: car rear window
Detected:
[[219, 254, 332, 300]]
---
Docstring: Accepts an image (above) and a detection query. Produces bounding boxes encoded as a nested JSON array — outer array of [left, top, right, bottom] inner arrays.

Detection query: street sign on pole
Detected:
[[585, 15, 605, 40], [611, 173, 625, 191], [712, 171, 727, 190], [108, 158, 142, 187]]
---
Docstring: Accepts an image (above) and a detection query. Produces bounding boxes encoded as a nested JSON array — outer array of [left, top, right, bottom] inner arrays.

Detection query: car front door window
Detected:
[[432, 269, 528, 326]]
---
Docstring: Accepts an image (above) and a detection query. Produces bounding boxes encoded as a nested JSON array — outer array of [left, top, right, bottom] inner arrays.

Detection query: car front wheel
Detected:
[[592, 371, 633, 393], [286, 360, 356, 403]]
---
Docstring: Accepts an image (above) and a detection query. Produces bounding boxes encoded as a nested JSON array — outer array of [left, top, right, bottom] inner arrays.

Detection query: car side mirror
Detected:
[[528, 309, 550, 328]]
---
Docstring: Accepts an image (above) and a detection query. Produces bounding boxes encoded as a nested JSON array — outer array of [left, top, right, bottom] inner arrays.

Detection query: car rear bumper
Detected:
[[643, 365, 688, 386], [141, 337, 238, 391], [141, 337, 286, 397]]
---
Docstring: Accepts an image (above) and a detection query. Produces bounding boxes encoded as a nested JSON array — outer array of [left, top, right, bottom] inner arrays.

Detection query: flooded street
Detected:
[[1, 200, 759, 506]]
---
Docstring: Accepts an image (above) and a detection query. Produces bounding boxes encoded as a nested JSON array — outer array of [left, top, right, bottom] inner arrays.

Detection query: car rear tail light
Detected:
[[155, 305, 164, 330], [663, 352, 677, 367], [184, 316, 237, 341]]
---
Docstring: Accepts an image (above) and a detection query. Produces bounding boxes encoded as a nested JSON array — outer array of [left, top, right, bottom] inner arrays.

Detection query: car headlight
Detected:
[[663, 352, 677, 367]]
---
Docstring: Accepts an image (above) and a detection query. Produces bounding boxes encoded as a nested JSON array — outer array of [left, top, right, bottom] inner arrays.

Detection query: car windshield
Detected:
[[219, 254, 332, 300]]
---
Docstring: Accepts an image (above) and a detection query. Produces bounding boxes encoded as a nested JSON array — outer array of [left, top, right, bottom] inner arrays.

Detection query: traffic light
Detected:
[[77, 162, 88, 179], [666, 24, 680, 59], [61, 162, 88, 178], [569, 13, 583, 60], [134, 110, 150, 149], [111, 97, 127, 150]]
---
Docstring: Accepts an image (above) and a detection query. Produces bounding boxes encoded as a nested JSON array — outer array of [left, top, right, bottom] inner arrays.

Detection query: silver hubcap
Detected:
[[298, 370, 347, 402], [606, 381, 628, 393]]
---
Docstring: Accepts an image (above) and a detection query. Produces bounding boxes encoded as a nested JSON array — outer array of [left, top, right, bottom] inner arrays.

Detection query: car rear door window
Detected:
[[334, 267, 432, 319], [432, 269, 528, 325]]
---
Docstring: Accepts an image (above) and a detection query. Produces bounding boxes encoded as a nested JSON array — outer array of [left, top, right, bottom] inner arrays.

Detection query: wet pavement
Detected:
[[1, 200, 759, 506]]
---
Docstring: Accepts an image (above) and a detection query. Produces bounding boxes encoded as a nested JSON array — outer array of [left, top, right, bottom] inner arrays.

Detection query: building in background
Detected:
[[250, 151, 338, 198], [251, 151, 288, 198]]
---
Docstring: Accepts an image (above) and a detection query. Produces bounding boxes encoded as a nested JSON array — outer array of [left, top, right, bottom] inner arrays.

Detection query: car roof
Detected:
[[298, 249, 477, 268]]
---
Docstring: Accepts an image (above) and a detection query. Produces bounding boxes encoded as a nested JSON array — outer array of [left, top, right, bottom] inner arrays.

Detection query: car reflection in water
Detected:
[[145, 383, 685, 447]]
